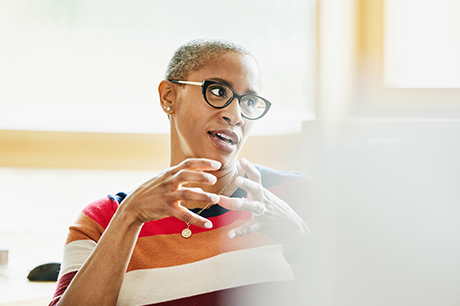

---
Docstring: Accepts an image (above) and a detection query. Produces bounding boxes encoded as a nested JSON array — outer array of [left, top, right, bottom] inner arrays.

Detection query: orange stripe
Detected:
[[65, 213, 105, 245], [127, 219, 280, 272]]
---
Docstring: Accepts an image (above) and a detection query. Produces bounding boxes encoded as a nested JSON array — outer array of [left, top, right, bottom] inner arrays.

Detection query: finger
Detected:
[[217, 196, 240, 211], [172, 206, 213, 229], [228, 221, 259, 239], [218, 196, 264, 214], [170, 169, 217, 188], [173, 158, 222, 173], [182, 187, 204, 193], [234, 176, 261, 196], [239, 158, 262, 184], [136, 159, 221, 191], [175, 189, 219, 204]]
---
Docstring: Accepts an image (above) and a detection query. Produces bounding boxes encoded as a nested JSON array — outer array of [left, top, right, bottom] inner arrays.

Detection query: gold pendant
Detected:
[[181, 228, 192, 238]]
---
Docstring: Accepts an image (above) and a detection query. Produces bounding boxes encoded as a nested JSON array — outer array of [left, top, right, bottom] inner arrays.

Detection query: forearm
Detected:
[[56, 159, 220, 305], [58, 207, 142, 306]]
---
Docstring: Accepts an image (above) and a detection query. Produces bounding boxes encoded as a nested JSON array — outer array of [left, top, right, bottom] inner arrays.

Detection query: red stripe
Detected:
[[82, 196, 118, 229], [48, 271, 77, 306], [144, 281, 297, 306]]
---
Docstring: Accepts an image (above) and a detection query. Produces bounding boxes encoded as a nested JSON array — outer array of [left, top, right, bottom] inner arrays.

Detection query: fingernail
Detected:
[[210, 194, 219, 203], [235, 176, 244, 185], [228, 231, 236, 239], [208, 175, 217, 184], [205, 221, 213, 229], [211, 161, 221, 169]]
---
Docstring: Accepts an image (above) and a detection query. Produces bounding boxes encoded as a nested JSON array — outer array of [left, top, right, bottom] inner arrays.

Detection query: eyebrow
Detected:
[[207, 77, 259, 95]]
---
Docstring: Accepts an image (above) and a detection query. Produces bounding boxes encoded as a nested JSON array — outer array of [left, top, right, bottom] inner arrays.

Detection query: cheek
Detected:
[[241, 121, 255, 141], [175, 102, 209, 136], [175, 97, 199, 122], [176, 90, 210, 117]]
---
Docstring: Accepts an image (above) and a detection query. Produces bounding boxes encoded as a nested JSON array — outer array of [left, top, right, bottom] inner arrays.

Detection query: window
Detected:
[[0, 0, 316, 135], [385, 0, 460, 88]]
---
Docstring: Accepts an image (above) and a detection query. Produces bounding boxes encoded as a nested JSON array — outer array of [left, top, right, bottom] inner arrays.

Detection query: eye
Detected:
[[245, 97, 258, 108], [209, 85, 228, 98]]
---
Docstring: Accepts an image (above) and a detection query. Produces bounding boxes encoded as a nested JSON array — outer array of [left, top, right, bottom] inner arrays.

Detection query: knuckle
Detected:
[[243, 226, 252, 235], [169, 163, 182, 174], [239, 199, 248, 210], [243, 200, 251, 210], [174, 169, 189, 180], [179, 189, 193, 199], [163, 179, 177, 190], [176, 169, 186, 176], [179, 211, 192, 223], [182, 159, 194, 168]]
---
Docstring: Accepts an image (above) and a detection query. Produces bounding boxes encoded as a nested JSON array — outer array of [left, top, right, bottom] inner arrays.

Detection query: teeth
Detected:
[[215, 133, 234, 144]]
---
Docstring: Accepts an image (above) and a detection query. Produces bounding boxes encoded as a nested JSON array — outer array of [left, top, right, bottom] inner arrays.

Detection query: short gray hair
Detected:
[[165, 38, 254, 81]]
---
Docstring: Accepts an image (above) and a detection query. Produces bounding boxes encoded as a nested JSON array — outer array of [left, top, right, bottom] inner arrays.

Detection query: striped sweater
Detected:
[[50, 165, 312, 306]]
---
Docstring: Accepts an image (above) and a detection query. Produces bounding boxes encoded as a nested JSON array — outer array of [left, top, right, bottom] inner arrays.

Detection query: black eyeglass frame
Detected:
[[169, 79, 272, 120]]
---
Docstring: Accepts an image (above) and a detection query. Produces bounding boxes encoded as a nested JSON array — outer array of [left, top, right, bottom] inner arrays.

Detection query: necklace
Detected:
[[181, 170, 238, 238]]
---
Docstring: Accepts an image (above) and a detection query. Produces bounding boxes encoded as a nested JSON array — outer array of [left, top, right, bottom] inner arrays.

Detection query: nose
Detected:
[[220, 97, 245, 126]]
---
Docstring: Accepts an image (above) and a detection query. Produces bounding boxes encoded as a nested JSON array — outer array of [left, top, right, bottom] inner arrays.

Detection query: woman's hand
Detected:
[[218, 158, 311, 253], [120, 158, 222, 229]]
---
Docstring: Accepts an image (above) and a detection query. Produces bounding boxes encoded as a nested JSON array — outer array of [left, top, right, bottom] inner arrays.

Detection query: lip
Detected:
[[208, 129, 240, 152]]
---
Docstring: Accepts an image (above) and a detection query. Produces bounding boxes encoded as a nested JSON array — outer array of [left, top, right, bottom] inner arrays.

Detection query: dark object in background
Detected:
[[27, 262, 61, 282]]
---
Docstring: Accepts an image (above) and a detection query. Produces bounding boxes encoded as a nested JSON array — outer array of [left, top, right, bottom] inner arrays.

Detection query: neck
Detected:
[[194, 163, 239, 194]]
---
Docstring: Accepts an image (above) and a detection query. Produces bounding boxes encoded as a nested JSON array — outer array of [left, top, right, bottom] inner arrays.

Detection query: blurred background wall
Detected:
[[306, 0, 460, 305]]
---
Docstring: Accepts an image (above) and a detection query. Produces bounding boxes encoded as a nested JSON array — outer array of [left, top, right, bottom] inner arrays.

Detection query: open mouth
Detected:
[[208, 130, 239, 152], [209, 131, 235, 145]]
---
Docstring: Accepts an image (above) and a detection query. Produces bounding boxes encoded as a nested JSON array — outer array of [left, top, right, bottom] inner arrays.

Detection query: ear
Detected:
[[158, 80, 175, 114]]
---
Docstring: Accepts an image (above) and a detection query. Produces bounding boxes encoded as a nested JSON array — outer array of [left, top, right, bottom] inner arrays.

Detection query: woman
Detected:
[[50, 38, 312, 306]]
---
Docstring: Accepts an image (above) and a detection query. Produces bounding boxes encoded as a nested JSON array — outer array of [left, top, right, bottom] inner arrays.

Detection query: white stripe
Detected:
[[117, 244, 294, 305], [58, 239, 97, 278]]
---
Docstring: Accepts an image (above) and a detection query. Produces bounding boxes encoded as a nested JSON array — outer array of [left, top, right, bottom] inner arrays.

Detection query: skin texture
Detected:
[[57, 51, 310, 306]]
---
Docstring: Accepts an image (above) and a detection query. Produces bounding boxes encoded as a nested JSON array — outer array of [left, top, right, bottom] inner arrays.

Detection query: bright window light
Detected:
[[0, 1, 316, 135], [385, 0, 460, 88]]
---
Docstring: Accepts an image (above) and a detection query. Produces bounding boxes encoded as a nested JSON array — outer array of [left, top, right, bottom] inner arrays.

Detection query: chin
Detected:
[[206, 152, 239, 170]]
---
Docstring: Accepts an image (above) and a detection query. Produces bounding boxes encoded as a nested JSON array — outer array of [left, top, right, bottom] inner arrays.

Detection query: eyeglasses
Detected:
[[170, 79, 271, 120]]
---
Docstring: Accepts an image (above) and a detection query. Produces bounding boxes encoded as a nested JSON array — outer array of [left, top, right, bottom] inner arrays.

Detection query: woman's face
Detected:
[[169, 52, 261, 169]]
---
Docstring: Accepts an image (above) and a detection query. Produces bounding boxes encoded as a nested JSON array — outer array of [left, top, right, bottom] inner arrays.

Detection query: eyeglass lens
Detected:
[[205, 82, 267, 119]]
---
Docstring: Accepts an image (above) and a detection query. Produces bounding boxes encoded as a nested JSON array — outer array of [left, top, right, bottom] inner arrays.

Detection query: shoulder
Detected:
[[253, 164, 313, 189], [80, 194, 121, 230], [252, 164, 316, 212]]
